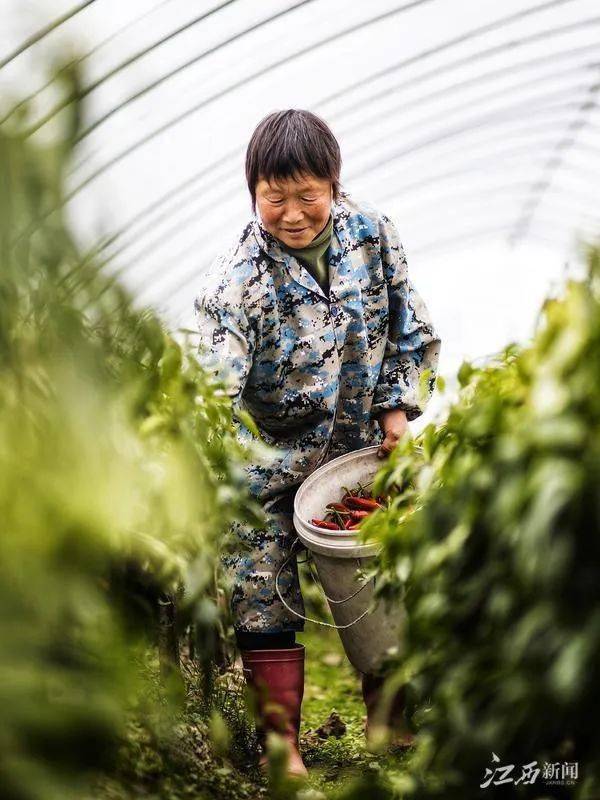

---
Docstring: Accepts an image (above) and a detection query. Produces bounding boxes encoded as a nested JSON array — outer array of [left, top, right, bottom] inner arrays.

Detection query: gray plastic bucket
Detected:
[[292, 446, 405, 675]]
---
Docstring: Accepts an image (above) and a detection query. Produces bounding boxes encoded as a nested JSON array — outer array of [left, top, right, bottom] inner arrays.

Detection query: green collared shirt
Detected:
[[282, 214, 333, 294]]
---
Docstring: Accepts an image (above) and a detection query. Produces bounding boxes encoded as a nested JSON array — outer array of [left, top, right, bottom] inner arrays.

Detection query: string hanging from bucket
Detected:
[[275, 540, 375, 630]]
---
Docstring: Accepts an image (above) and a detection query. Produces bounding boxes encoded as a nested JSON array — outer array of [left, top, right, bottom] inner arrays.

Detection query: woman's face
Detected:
[[255, 173, 332, 249]]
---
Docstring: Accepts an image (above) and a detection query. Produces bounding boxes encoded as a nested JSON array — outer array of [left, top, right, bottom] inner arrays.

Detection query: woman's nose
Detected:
[[282, 200, 303, 223]]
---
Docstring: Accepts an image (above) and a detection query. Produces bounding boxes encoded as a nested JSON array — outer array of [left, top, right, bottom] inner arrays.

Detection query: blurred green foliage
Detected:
[[360, 249, 600, 798], [0, 70, 263, 800]]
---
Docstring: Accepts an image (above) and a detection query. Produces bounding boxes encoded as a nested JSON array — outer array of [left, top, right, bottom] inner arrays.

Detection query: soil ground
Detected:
[[298, 624, 412, 795], [93, 606, 412, 799]]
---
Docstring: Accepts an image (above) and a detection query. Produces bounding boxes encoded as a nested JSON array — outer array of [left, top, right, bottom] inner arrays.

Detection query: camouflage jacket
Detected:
[[194, 191, 441, 501]]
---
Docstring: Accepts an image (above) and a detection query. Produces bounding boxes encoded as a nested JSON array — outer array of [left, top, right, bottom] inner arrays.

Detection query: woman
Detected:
[[194, 109, 441, 777]]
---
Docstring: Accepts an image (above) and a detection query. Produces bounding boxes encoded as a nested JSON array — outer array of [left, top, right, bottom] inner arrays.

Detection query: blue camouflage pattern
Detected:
[[194, 191, 441, 631]]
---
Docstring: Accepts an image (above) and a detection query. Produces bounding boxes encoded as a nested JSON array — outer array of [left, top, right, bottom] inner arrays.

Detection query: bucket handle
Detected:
[[275, 543, 374, 630], [305, 555, 373, 605]]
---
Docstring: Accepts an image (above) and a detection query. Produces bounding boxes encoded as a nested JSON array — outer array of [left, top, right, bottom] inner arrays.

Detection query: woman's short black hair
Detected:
[[245, 109, 341, 212]]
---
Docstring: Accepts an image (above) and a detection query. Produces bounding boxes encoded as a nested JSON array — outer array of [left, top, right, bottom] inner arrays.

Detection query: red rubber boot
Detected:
[[362, 672, 415, 751], [241, 644, 308, 779]]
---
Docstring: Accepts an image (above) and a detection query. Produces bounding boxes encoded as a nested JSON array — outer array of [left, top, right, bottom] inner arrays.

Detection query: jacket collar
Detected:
[[250, 193, 352, 300]]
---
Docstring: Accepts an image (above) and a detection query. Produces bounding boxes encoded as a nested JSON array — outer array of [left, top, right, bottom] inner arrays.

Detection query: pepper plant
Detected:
[[0, 69, 262, 800], [358, 248, 600, 799]]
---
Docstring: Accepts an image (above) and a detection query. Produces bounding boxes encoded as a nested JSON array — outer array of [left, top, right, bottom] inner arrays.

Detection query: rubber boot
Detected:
[[361, 672, 415, 751], [241, 644, 308, 779]]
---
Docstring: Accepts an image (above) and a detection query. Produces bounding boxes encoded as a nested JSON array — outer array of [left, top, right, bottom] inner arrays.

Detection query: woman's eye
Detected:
[[269, 198, 284, 204], [301, 197, 317, 202]]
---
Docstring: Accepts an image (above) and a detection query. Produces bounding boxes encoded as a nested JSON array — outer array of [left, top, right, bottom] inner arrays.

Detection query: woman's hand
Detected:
[[376, 408, 409, 459]]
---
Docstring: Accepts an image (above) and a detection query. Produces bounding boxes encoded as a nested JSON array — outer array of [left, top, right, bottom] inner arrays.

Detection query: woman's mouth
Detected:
[[284, 227, 308, 237]]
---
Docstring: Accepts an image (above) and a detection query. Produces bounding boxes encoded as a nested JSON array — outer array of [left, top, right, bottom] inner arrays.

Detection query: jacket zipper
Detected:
[[315, 299, 341, 469]]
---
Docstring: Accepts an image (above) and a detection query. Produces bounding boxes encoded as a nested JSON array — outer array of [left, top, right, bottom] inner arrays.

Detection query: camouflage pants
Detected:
[[222, 489, 306, 632]]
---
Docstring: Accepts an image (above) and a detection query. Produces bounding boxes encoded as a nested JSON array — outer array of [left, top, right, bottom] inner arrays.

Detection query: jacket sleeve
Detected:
[[193, 271, 255, 407], [371, 214, 441, 421]]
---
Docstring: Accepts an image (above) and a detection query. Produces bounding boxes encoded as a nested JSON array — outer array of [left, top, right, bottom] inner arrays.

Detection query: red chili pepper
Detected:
[[344, 518, 355, 530], [326, 502, 351, 513], [311, 518, 341, 530], [344, 496, 383, 511], [348, 522, 363, 530], [350, 510, 370, 520]]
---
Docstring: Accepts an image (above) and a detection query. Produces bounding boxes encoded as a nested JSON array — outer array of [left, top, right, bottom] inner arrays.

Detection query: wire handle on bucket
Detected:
[[275, 541, 375, 630], [304, 556, 373, 605]]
